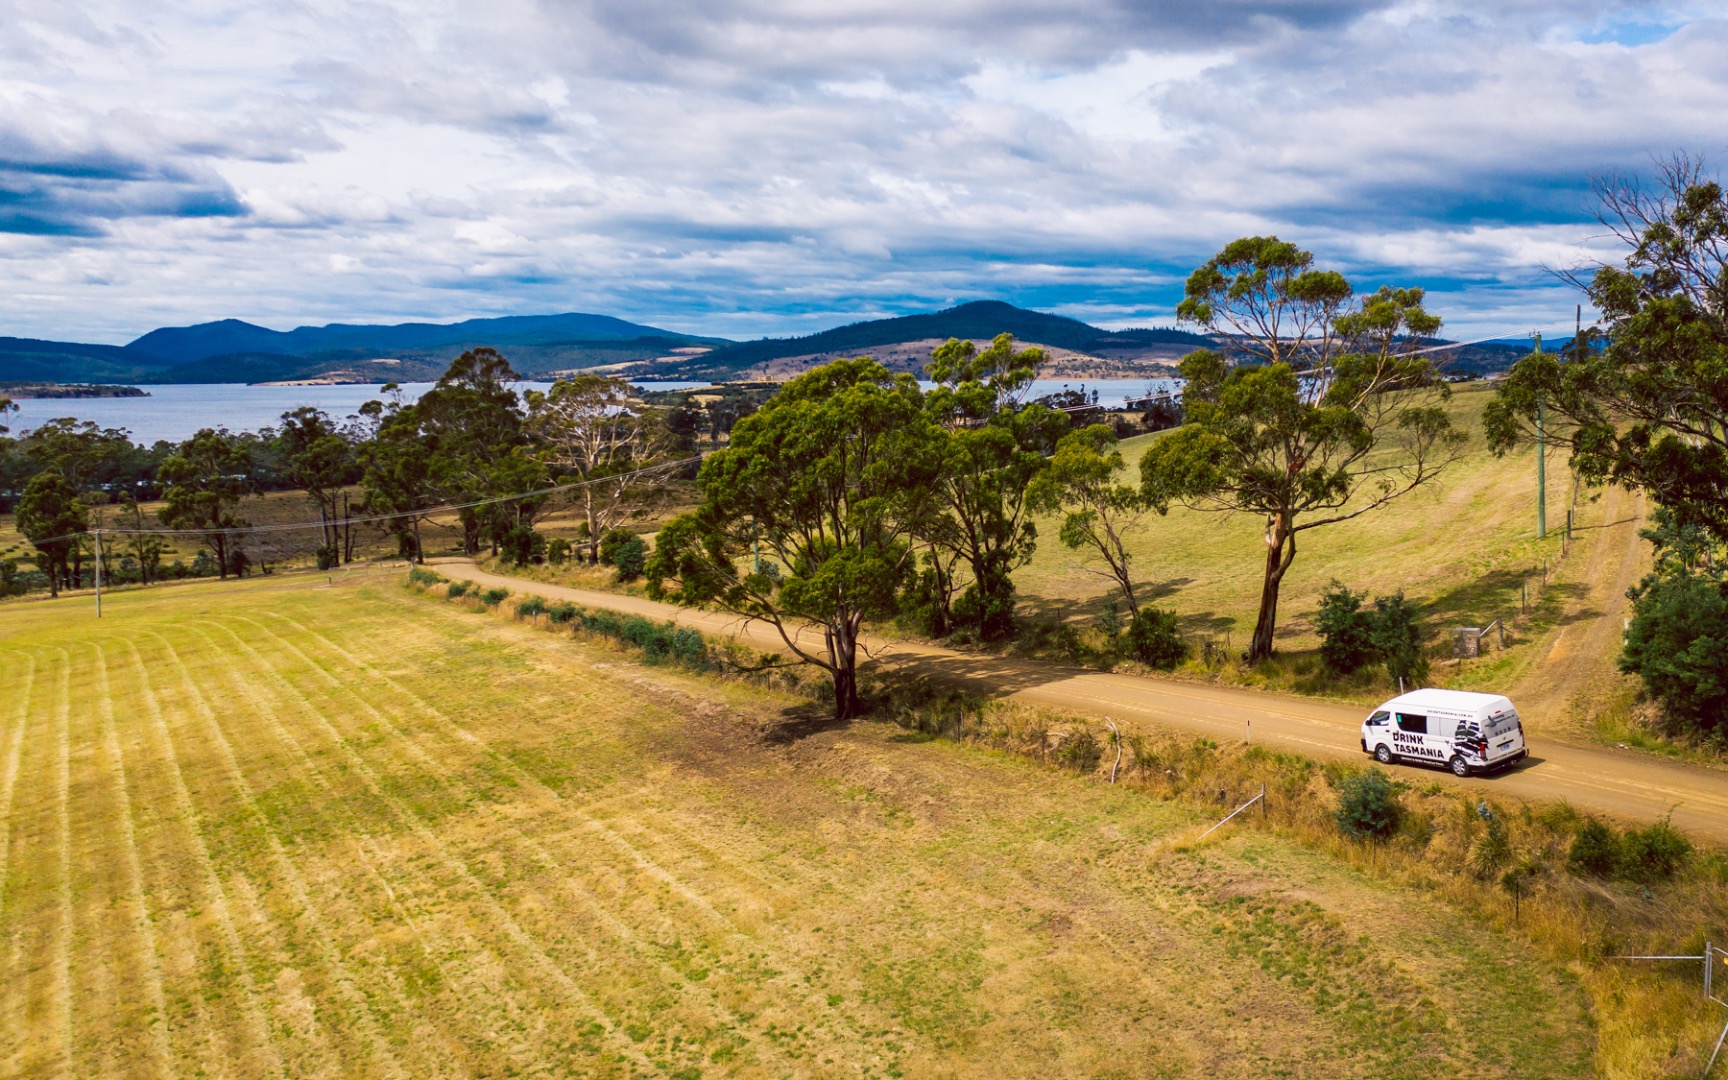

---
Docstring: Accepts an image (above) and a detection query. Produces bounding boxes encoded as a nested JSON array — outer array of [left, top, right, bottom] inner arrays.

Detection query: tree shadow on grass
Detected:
[[1016, 577, 1194, 624], [760, 703, 851, 745]]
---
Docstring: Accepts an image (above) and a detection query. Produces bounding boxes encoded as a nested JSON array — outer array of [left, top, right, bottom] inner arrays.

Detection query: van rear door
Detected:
[[1483, 711, 1525, 766]]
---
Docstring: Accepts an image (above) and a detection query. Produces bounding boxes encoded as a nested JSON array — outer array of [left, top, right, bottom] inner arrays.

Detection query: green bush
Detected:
[[1370, 591, 1429, 685], [446, 581, 469, 599], [1619, 571, 1728, 739], [498, 526, 545, 567], [546, 538, 572, 565], [407, 567, 444, 589], [516, 596, 548, 619], [600, 530, 647, 582], [1621, 817, 1692, 880], [480, 587, 509, 607], [316, 544, 340, 571], [1316, 580, 1377, 675], [1334, 768, 1402, 841], [1123, 607, 1185, 669], [548, 602, 578, 625], [1056, 730, 1102, 773], [1567, 819, 1620, 877]]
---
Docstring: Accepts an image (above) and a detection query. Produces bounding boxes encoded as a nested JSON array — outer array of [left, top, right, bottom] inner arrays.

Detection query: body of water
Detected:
[[5, 381, 711, 444], [4, 377, 1176, 444]]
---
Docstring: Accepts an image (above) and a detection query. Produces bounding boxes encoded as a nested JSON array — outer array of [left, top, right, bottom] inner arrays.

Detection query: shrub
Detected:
[[1470, 815, 1512, 879], [499, 526, 545, 567], [516, 596, 548, 619], [600, 530, 647, 582], [1567, 819, 1620, 877], [446, 581, 469, 599], [1334, 768, 1402, 841], [546, 538, 572, 565], [1619, 571, 1728, 739], [407, 567, 444, 588], [1123, 607, 1185, 669], [1316, 580, 1377, 675], [316, 544, 340, 571], [548, 602, 578, 625], [1621, 816, 1692, 880], [1056, 730, 1102, 773], [480, 587, 509, 607], [1370, 591, 1429, 686]]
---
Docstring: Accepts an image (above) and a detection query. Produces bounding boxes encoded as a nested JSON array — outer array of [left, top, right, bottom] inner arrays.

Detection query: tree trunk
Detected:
[[830, 617, 862, 720], [1248, 511, 1296, 663]]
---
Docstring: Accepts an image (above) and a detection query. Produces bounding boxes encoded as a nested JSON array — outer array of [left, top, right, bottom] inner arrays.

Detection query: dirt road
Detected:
[[427, 558, 1728, 844], [1509, 482, 1651, 735]]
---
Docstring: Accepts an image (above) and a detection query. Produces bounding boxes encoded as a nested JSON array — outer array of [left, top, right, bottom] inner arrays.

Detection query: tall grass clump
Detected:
[[407, 567, 446, 589]]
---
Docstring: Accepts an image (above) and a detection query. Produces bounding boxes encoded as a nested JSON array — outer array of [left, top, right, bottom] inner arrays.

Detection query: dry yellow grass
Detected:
[[0, 575, 1601, 1077]]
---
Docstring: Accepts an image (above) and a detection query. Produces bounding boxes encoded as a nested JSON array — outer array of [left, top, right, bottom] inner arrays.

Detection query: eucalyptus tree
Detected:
[[275, 406, 361, 565], [1029, 424, 1162, 616], [920, 333, 1066, 640], [157, 427, 253, 579], [647, 358, 942, 719], [16, 471, 87, 596], [1485, 156, 1728, 546], [525, 374, 677, 564], [1141, 237, 1466, 663]]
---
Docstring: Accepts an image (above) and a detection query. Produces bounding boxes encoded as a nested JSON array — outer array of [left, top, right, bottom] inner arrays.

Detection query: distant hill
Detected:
[[127, 312, 717, 364], [676, 301, 1211, 377], [0, 337, 171, 385]]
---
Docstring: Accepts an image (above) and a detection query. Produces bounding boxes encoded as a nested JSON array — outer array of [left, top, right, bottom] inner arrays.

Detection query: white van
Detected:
[[1359, 689, 1527, 777]]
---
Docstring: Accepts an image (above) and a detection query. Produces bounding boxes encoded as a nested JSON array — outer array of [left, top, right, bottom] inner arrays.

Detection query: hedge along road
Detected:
[[425, 558, 1728, 844]]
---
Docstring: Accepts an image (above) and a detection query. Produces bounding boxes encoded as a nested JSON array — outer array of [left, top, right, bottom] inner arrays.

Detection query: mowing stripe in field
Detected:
[[233, 609, 812, 1076], [122, 638, 292, 1080], [247, 609, 894, 1070], [0, 650, 34, 929], [162, 625, 414, 1080], [91, 641, 175, 1078], [192, 620, 669, 1077], [53, 647, 74, 1079], [181, 619, 538, 1076]]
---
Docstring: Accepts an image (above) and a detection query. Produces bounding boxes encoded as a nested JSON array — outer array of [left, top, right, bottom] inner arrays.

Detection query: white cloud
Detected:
[[0, 0, 1722, 344]]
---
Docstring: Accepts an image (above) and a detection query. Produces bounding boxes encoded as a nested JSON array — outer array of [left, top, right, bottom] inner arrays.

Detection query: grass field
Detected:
[[0, 575, 1598, 1078]]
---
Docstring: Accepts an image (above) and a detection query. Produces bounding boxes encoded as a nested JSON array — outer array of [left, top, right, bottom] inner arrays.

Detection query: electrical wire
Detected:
[[26, 454, 702, 548]]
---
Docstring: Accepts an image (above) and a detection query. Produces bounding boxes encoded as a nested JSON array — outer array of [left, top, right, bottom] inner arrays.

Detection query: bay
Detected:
[[3, 377, 1175, 445], [5, 381, 710, 444]]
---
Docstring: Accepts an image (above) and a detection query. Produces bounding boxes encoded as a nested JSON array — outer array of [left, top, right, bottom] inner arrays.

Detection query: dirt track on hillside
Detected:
[[1509, 483, 1651, 736], [427, 558, 1728, 844]]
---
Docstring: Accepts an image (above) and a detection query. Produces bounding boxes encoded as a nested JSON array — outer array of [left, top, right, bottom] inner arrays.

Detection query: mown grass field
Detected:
[[0, 575, 1596, 1078]]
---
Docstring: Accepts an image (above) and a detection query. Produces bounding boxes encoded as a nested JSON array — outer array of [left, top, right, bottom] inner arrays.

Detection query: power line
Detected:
[[26, 455, 701, 548]]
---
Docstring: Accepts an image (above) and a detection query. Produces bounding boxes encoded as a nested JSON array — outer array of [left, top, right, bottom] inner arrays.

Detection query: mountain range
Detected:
[[1, 302, 1527, 386]]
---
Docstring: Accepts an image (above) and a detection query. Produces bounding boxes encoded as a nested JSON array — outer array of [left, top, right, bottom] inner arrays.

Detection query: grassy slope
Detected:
[[0, 576, 1591, 1078], [1014, 385, 1629, 709]]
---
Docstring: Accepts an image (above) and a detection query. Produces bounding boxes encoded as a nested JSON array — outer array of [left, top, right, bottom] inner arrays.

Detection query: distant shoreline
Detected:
[[0, 382, 149, 399]]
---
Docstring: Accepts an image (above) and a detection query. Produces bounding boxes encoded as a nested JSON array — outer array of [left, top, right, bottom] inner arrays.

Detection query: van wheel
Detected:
[[1449, 755, 1471, 778], [1374, 744, 1394, 765]]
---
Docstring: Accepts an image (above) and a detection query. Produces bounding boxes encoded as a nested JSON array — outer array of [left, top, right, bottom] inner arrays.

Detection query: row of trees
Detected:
[[1, 350, 697, 596], [648, 238, 1467, 717]]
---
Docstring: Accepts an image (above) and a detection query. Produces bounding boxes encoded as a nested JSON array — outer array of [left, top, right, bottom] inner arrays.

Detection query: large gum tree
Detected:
[[647, 358, 940, 719], [1141, 237, 1466, 663]]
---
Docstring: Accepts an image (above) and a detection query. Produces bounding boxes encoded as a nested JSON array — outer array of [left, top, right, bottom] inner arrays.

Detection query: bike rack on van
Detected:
[[1614, 940, 1728, 1076]]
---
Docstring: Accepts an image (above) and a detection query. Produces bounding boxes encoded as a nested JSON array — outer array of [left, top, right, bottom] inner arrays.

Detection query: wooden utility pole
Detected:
[[1533, 331, 1547, 540]]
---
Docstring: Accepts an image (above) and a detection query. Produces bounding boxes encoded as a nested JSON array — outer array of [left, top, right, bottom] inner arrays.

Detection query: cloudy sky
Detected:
[[1, 1, 1722, 345]]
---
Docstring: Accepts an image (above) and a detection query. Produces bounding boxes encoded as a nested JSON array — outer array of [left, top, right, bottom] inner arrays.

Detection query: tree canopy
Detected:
[[157, 427, 253, 579], [647, 358, 941, 719], [1485, 156, 1728, 546], [1144, 237, 1466, 662]]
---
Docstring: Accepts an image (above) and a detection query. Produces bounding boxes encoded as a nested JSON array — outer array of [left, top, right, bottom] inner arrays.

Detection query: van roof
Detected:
[[1381, 688, 1515, 716]]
